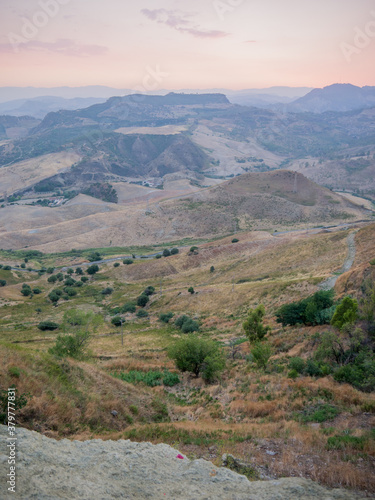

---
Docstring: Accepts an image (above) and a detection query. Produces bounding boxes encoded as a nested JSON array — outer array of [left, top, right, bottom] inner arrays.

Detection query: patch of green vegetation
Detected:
[[112, 370, 180, 387]]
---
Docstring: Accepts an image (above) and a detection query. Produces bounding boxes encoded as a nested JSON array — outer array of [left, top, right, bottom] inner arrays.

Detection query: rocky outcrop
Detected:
[[0, 425, 364, 499]]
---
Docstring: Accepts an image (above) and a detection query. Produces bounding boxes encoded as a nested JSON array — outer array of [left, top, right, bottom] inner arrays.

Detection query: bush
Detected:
[[168, 336, 225, 381], [101, 287, 113, 295], [251, 342, 273, 370], [49, 331, 91, 359], [81, 276, 89, 283], [155, 254, 162, 259], [326, 435, 366, 451], [33, 288, 42, 295], [47, 267, 55, 274], [136, 309, 149, 318], [210, 266, 215, 273], [75, 267, 83, 275], [74, 281, 83, 287], [137, 294, 149, 307], [0, 280, 6, 287], [159, 312, 174, 323], [188, 287, 195, 295], [111, 316, 124, 327], [163, 249, 171, 257], [123, 259, 134, 265], [170, 248, 179, 255], [21, 284, 32, 297], [87, 264, 99, 275], [143, 286, 155, 296], [288, 369, 299, 379], [276, 290, 335, 327], [122, 302, 136, 313], [297, 403, 340, 423], [67, 268, 74, 275], [64, 287, 77, 297], [3, 266, 11, 271], [175, 315, 199, 333], [289, 357, 305, 374], [64, 277, 76, 286], [331, 297, 358, 331], [189, 246, 199, 254], [232, 238, 239, 243], [48, 291, 60, 304], [88, 252, 101, 262], [38, 321, 59, 331], [114, 262, 120, 268], [243, 304, 270, 343], [333, 352, 375, 392], [47, 275, 57, 283], [21, 263, 26, 269]]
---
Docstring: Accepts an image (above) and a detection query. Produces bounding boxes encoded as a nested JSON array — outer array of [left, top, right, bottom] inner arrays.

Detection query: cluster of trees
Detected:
[[275, 290, 335, 327]]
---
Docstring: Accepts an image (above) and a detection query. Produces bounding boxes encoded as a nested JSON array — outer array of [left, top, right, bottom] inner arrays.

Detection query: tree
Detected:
[[111, 316, 125, 327], [122, 302, 136, 313], [251, 342, 273, 370], [87, 264, 99, 275], [75, 267, 83, 275], [232, 238, 239, 243], [47, 275, 57, 283], [21, 284, 32, 297], [0, 280, 6, 287], [143, 286, 155, 296], [49, 331, 92, 359], [189, 246, 199, 254], [114, 263, 120, 268], [331, 297, 359, 331], [123, 259, 134, 265], [171, 248, 179, 255], [243, 305, 270, 343], [210, 266, 215, 273], [163, 249, 171, 257], [47, 267, 55, 274], [101, 287, 113, 295], [175, 315, 199, 333], [67, 268, 74, 275], [136, 309, 149, 318], [188, 287, 195, 295], [137, 294, 149, 307], [168, 336, 225, 382], [159, 312, 174, 323]]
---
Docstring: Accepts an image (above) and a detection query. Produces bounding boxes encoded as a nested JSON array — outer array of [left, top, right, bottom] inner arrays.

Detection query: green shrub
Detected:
[[129, 405, 139, 415], [111, 316, 124, 327], [88, 252, 101, 262], [64, 287, 77, 297], [122, 302, 136, 313], [155, 254, 162, 259], [159, 312, 174, 323], [87, 264, 99, 275], [297, 403, 340, 423], [289, 357, 305, 374], [276, 290, 335, 327], [3, 266, 11, 271], [168, 336, 225, 382], [175, 315, 199, 333], [143, 286, 155, 296], [48, 291, 60, 304], [8, 367, 21, 378], [101, 287, 113, 295], [38, 321, 59, 331], [210, 266, 215, 273], [123, 259, 134, 265], [75, 267, 83, 275], [189, 246, 199, 254], [137, 294, 149, 307], [288, 369, 299, 379], [81, 276, 89, 283], [47, 267, 55, 274], [251, 342, 273, 370], [326, 435, 366, 451], [136, 309, 149, 318], [48, 275, 57, 283], [331, 297, 359, 330], [232, 238, 239, 243], [32, 288, 42, 295], [170, 248, 179, 255], [0, 280, 6, 287], [114, 262, 120, 268], [49, 331, 91, 359], [243, 304, 270, 343], [188, 287, 195, 294], [163, 249, 171, 257], [64, 277, 76, 286]]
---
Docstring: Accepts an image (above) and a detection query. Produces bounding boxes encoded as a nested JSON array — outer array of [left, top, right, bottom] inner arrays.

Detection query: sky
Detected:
[[0, 0, 375, 90]]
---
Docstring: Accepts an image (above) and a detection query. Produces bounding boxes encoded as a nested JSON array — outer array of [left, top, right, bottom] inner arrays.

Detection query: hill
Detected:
[[0, 171, 369, 253], [287, 84, 375, 113]]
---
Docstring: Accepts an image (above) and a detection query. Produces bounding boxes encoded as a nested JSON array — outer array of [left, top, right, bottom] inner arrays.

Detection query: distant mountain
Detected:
[[0, 86, 312, 109], [0, 115, 40, 140], [287, 84, 375, 113], [0, 96, 108, 119]]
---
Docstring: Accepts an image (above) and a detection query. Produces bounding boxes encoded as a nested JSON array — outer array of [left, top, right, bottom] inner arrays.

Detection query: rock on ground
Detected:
[[0, 425, 364, 499]]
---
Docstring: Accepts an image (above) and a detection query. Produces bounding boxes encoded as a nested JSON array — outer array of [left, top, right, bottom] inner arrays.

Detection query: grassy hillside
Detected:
[[0, 224, 374, 494]]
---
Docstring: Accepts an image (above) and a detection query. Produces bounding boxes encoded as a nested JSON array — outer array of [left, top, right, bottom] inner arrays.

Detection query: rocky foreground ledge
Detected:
[[0, 426, 364, 499]]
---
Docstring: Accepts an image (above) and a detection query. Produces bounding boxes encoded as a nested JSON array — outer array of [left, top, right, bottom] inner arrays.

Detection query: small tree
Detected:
[[188, 287, 195, 295], [123, 259, 134, 265], [171, 248, 179, 255], [111, 316, 125, 327], [331, 297, 359, 331], [38, 321, 59, 331], [67, 268, 74, 275], [163, 249, 171, 257], [0, 280, 6, 287], [114, 262, 120, 268], [87, 264, 99, 275], [168, 336, 225, 382], [210, 266, 215, 273], [48, 275, 57, 283], [251, 342, 273, 370], [137, 294, 149, 307], [75, 267, 83, 275], [49, 331, 92, 359], [189, 246, 199, 254], [243, 304, 270, 343], [122, 302, 136, 313]]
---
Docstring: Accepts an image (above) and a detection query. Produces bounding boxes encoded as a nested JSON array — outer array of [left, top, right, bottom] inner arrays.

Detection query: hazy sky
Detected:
[[1, 0, 375, 89]]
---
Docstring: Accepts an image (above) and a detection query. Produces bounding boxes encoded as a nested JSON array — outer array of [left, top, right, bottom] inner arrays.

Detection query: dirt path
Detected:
[[319, 231, 357, 290]]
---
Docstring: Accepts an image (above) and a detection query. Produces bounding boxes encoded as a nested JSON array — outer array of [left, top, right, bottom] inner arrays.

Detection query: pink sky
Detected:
[[1, 0, 375, 89]]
